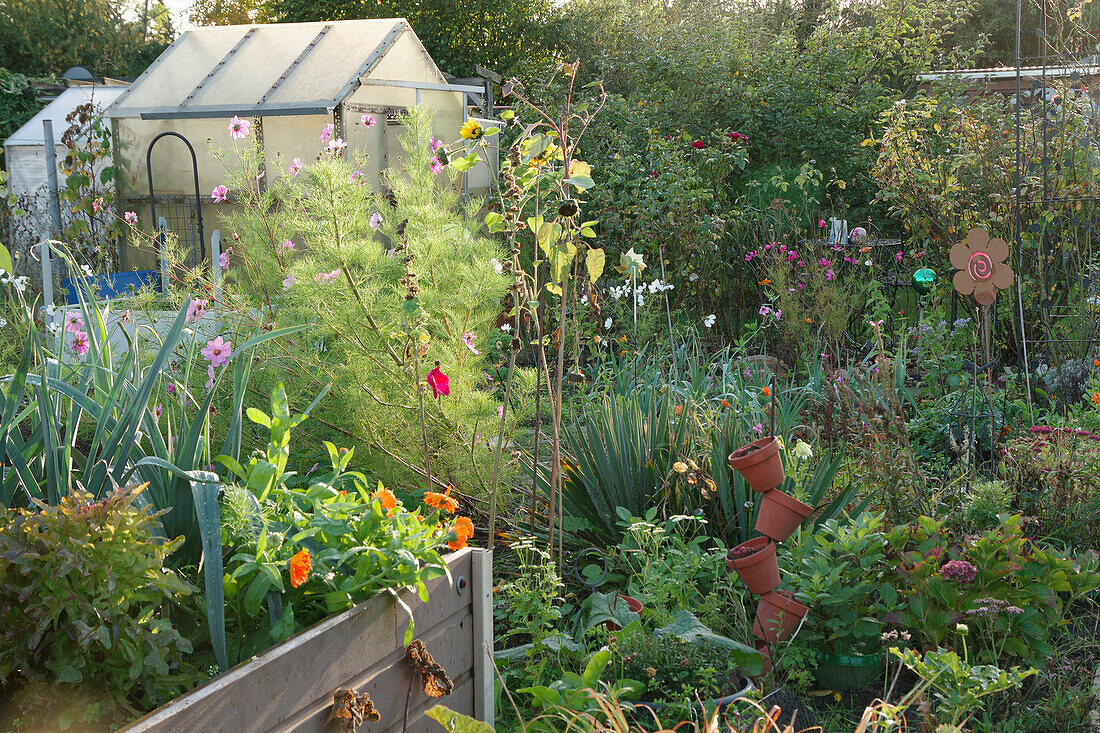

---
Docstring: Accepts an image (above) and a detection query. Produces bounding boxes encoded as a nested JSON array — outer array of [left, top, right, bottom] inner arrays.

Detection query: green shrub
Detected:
[[962, 479, 1014, 531], [0, 486, 199, 708]]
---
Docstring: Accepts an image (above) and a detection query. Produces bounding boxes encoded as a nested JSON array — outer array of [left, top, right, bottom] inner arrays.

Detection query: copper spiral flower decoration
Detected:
[[950, 228, 1014, 306]]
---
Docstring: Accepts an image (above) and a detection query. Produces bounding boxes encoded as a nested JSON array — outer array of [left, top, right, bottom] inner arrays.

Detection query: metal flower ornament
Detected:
[[950, 228, 1014, 306]]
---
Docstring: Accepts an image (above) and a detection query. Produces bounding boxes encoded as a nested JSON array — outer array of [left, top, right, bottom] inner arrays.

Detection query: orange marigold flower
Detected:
[[1094, 359, 1100, 368], [619, 335, 627, 343], [449, 516, 475, 551], [376, 487, 397, 511], [1092, 392, 1100, 406], [620, 349, 627, 357], [289, 549, 311, 588], [425, 486, 459, 513], [721, 399, 730, 408], [762, 386, 771, 397]]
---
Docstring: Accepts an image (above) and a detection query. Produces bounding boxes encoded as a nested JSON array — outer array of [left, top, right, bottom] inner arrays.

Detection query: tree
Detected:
[[189, 0, 264, 27], [258, 0, 553, 77], [0, 0, 172, 77]]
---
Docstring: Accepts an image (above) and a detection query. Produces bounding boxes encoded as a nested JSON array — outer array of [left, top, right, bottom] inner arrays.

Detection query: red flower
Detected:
[[728, 131, 747, 142], [426, 366, 450, 397], [691, 140, 706, 150]]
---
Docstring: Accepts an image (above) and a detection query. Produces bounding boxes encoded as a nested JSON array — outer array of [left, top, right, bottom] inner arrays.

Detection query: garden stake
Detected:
[[769, 372, 777, 438]]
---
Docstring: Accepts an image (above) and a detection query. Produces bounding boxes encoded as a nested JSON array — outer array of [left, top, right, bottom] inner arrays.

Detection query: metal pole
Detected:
[[1014, 0, 1034, 423], [41, 119, 61, 305]]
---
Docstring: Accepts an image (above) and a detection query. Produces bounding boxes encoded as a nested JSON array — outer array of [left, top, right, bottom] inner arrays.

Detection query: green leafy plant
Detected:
[[494, 536, 565, 646], [0, 485, 199, 709], [792, 512, 899, 655]]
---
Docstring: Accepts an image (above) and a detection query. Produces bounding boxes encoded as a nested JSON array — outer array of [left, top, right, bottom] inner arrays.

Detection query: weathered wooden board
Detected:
[[121, 548, 493, 733]]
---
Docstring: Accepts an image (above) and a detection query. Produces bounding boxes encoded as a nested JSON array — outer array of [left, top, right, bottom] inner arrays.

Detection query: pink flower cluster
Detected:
[[940, 559, 979, 584], [314, 269, 341, 284]]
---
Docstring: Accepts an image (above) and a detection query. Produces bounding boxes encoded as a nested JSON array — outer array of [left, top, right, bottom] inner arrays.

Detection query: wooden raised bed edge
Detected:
[[121, 547, 492, 733]]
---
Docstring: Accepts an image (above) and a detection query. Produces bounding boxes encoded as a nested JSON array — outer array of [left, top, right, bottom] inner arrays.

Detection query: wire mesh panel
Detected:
[[123, 194, 204, 269], [1014, 0, 1100, 407]]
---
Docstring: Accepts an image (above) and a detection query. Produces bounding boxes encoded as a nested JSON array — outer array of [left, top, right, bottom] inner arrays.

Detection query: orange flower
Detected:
[[620, 349, 627, 357], [619, 335, 627, 343], [425, 486, 459, 513], [762, 386, 771, 397], [721, 399, 730, 408], [758, 278, 771, 285], [674, 404, 683, 415], [1094, 359, 1100, 368], [289, 549, 311, 588], [376, 487, 397, 512], [1092, 392, 1100, 406], [448, 516, 475, 551], [339, 489, 348, 497]]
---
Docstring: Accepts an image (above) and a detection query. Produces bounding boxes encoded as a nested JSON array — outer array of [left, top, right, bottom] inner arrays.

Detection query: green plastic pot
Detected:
[[813, 649, 883, 691]]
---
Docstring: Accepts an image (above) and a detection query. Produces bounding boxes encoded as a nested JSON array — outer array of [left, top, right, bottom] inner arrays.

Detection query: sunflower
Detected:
[[460, 120, 484, 140]]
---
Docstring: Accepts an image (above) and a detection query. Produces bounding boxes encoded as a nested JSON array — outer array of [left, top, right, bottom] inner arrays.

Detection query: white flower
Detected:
[[703, 314, 716, 328], [0, 318, 6, 327], [636, 294, 645, 307], [11, 276, 27, 293], [864, 259, 873, 267], [501, 323, 512, 332], [47, 323, 61, 337], [45, 304, 57, 316], [604, 317, 612, 330], [81, 264, 94, 277], [792, 439, 813, 461], [490, 258, 503, 275]]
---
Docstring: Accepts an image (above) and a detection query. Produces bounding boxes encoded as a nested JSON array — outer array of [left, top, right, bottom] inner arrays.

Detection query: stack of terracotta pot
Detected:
[[725, 436, 812, 675]]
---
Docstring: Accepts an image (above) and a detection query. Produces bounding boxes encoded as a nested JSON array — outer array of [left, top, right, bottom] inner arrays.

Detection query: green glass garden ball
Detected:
[[912, 268, 936, 294]]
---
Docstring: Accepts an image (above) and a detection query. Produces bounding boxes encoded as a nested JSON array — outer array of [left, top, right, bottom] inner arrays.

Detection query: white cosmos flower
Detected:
[[703, 314, 716, 328], [490, 258, 503, 275], [604, 317, 612, 330], [501, 323, 512, 332]]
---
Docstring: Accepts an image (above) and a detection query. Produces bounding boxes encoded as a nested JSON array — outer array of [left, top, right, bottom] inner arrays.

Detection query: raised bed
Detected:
[[121, 548, 492, 733]]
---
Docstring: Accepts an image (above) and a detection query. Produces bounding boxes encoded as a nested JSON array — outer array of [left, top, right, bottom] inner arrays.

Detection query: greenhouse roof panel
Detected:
[[105, 19, 429, 120]]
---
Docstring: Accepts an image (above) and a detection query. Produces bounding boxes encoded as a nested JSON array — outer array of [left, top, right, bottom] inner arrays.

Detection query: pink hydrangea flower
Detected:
[[290, 158, 303, 177], [211, 185, 229, 203], [361, 114, 376, 127], [123, 211, 138, 225], [228, 115, 251, 141], [70, 331, 89, 356], [202, 336, 232, 368], [461, 332, 480, 355], [941, 559, 978, 584], [426, 366, 450, 397], [320, 123, 334, 143]]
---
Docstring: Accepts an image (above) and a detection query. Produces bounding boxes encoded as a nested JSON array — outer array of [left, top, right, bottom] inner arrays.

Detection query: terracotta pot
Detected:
[[604, 593, 644, 631], [728, 436, 784, 493], [752, 590, 809, 645], [755, 640, 772, 676], [755, 488, 813, 542], [726, 536, 780, 595]]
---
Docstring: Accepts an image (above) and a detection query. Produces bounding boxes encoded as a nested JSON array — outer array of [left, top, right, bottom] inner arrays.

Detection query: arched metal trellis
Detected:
[[146, 131, 206, 271]]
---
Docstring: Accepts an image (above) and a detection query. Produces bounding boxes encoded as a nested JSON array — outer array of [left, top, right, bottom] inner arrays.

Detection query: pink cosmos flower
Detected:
[[151, 404, 162, 420], [327, 137, 347, 152], [349, 170, 363, 184], [361, 114, 376, 127], [429, 136, 443, 152], [751, 423, 763, 435], [91, 197, 104, 213], [429, 156, 444, 174], [64, 311, 84, 334], [205, 364, 216, 389], [895, 251, 904, 262], [201, 336, 232, 368], [314, 269, 341, 284], [166, 382, 176, 396], [426, 366, 450, 397], [369, 212, 383, 230], [123, 211, 138, 225], [497, 405, 504, 418], [228, 115, 251, 141], [290, 158, 303, 177], [211, 185, 229, 203], [219, 251, 230, 270], [281, 239, 295, 250], [826, 268, 836, 281], [70, 331, 89, 356], [461, 332, 480, 355], [282, 274, 296, 290], [818, 219, 826, 228], [320, 123, 334, 143], [186, 298, 209, 324]]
